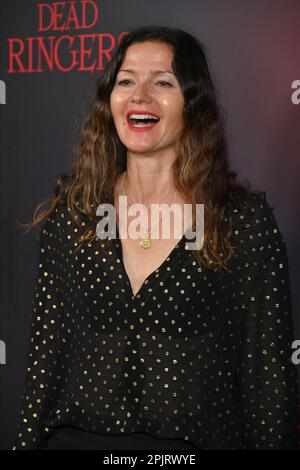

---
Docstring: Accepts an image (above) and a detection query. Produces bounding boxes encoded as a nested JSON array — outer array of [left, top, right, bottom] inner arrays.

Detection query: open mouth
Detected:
[[127, 113, 160, 127]]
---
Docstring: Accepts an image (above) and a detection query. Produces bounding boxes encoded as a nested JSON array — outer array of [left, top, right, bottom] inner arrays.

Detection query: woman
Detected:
[[12, 26, 299, 450]]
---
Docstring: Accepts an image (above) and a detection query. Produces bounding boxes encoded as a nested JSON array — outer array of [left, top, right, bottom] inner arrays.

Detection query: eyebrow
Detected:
[[118, 68, 175, 76]]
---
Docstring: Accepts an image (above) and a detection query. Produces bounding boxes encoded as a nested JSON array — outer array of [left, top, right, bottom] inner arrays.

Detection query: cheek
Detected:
[[111, 94, 127, 120], [166, 107, 184, 128], [173, 99, 185, 126], [161, 95, 185, 121], [109, 94, 116, 119]]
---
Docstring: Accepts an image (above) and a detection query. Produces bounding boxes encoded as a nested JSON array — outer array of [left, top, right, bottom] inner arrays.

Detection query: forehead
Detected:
[[121, 41, 174, 68]]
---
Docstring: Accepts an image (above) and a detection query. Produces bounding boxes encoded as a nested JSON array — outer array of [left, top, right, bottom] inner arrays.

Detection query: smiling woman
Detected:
[[110, 41, 185, 155], [13, 25, 299, 450]]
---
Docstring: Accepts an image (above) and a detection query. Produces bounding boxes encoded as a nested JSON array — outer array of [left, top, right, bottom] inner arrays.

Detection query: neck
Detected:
[[119, 170, 184, 207]]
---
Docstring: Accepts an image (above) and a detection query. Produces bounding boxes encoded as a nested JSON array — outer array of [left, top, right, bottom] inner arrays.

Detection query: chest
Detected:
[[115, 202, 189, 297], [119, 233, 184, 297]]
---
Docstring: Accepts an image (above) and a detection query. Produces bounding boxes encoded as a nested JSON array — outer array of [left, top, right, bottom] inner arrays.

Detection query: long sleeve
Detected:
[[235, 207, 299, 449], [12, 212, 65, 450]]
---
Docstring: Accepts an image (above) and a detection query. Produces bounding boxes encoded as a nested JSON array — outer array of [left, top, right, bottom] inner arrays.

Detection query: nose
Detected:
[[130, 82, 152, 103]]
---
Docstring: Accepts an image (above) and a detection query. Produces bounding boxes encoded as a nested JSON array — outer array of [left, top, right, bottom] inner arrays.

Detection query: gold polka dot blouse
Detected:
[[12, 191, 299, 450]]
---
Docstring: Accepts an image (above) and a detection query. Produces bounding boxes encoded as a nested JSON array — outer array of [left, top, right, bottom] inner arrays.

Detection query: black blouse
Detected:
[[12, 191, 299, 450]]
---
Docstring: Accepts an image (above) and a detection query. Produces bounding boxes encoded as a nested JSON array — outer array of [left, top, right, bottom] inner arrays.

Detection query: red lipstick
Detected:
[[126, 110, 160, 132]]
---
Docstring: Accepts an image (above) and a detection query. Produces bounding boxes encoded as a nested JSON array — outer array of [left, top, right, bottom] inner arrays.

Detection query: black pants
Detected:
[[46, 426, 197, 450]]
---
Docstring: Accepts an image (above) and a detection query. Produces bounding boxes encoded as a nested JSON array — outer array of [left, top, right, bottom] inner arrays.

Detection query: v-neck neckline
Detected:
[[115, 224, 187, 300]]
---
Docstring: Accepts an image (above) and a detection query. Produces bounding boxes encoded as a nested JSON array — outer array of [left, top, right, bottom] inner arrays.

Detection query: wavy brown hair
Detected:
[[21, 25, 264, 271]]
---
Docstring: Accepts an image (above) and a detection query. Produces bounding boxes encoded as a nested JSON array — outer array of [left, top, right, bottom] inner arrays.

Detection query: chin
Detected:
[[125, 146, 155, 154], [121, 139, 156, 152]]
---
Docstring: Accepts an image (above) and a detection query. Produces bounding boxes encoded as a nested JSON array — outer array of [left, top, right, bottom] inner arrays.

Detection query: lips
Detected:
[[126, 110, 160, 121], [126, 109, 161, 132]]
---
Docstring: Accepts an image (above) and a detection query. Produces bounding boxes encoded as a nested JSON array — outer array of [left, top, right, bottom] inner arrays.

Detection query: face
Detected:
[[110, 41, 185, 156]]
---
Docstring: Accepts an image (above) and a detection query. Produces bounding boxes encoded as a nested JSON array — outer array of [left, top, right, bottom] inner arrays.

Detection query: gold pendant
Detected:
[[140, 238, 151, 249]]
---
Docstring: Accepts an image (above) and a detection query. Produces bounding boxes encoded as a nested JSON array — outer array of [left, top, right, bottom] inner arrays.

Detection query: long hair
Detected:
[[21, 25, 262, 270]]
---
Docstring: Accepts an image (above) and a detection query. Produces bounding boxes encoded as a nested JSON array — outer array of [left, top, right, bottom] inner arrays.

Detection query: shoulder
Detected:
[[39, 200, 92, 248], [39, 203, 67, 238], [227, 189, 286, 265], [229, 189, 276, 229]]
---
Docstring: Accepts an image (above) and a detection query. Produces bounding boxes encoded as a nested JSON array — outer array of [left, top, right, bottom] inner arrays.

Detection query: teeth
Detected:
[[128, 113, 159, 121]]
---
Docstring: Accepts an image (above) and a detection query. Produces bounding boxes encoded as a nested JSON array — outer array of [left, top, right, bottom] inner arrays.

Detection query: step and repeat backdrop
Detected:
[[0, 0, 300, 450]]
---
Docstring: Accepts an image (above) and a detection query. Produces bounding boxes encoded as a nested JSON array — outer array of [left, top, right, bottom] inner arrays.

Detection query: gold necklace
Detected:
[[120, 171, 176, 249]]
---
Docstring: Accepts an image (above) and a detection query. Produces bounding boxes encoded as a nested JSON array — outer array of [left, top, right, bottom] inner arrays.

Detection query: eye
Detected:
[[156, 81, 173, 87], [117, 79, 132, 86]]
